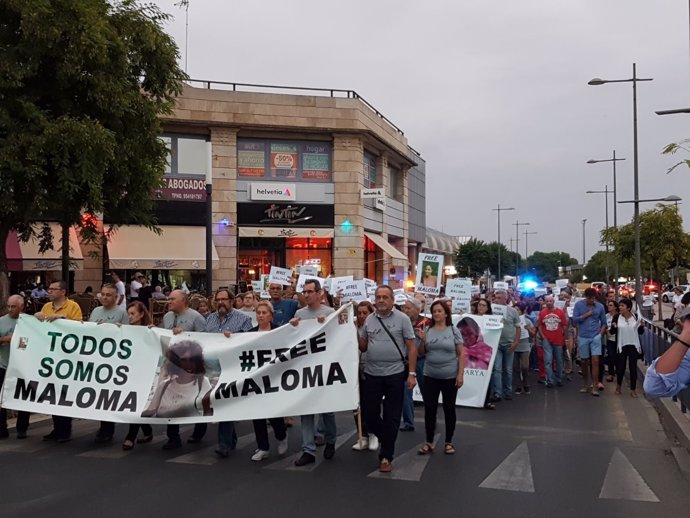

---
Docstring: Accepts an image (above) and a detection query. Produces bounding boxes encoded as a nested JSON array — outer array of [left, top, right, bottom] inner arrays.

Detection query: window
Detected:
[[162, 134, 208, 177], [388, 165, 403, 201], [363, 152, 377, 189], [237, 139, 332, 182]]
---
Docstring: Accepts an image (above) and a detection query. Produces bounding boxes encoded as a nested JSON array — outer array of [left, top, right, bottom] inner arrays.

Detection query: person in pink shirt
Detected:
[[537, 295, 568, 387]]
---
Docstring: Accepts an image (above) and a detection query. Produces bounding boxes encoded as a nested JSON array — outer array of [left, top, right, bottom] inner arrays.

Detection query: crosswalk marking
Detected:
[[367, 433, 440, 481], [0, 420, 100, 454], [479, 441, 535, 493], [264, 429, 356, 472], [77, 435, 167, 459], [599, 448, 660, 502], [166, 432, 256, 466]]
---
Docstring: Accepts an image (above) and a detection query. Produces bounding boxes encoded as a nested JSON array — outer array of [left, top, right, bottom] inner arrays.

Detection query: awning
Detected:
[[107, 225, 219, 270], [364, 232, 408, 262], [5, 224, 83, 271], [239, 227, 334, 238], [423, 228, 470, 255]]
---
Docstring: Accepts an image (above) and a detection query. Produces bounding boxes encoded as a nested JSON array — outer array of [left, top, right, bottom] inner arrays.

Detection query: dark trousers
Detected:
[[125, 424, 153, 442], [166, 423, 207, 441], [252, 418, 287, 451], [0, 368, 30, 434], [605, 340, 618, 377], [362, 371, 406, 461], [422, 376, 458, 444], [616, 344, 639, 390], [51, 416, 72, 438], [98, 421, 115, 438]]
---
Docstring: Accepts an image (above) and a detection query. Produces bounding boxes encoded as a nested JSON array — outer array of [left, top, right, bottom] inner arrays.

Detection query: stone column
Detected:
[[210, 127, 238, 289], [333, 134, 365, 279]]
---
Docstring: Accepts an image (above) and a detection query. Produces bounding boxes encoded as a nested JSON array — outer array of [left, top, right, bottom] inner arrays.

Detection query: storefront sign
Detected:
[[237, 203, 334, 228], [270, 143, 298, 179], [301, 143, 330, 180], [238, 139, 331, 182], [250, 183, 296, 201], [238, 227, 334, 238], [238, 141, 267, 177], [361, 188, 385, 198], [374, 197, 386, 212], [156, 176, 207, 202]]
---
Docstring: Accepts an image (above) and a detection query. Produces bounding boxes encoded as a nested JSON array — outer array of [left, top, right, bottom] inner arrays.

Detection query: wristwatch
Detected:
[[408, 372, 417, 377]]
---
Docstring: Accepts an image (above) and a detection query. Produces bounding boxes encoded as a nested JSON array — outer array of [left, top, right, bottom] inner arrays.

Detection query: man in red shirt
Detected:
[[537, 295, 568, 388]]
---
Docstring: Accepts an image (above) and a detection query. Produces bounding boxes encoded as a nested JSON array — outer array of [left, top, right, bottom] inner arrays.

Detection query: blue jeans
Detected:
[[217, 421, 237, 450], [492, 345, 515, 398], [401, 357, 425, 429], [301, 413, 336, 456], [542, 340, 564, 384]]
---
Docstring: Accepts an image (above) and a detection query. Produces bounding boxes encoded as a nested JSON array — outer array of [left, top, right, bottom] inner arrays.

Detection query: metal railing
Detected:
[[185, 79, 408, 139], [639, 315, 690, 413]]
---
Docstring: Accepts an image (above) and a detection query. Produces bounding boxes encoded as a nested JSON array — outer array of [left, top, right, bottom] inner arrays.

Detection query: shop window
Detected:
[[388, 166, 403, 202], [363, 152, 377, 189], [162, 134, 209, 177], [364, 236, 382, 282], [237, 139, 332, 182], [286, 237, 332, 277]]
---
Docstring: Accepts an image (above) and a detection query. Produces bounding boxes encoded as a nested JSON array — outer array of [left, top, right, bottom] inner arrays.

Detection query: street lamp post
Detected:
[[524, 230, 537, 271], [581, 219, 587, 266], [492, 204, 515, 281], [585, 185, 613, 284], [589, 63, 653, 307], [587, 151, 625, 297], [205, 141, 213, 296], [513, 221, 530, 277]]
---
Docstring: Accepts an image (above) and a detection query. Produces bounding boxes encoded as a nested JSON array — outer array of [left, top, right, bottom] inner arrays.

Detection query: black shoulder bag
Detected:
[[376, 316, 408, 370]]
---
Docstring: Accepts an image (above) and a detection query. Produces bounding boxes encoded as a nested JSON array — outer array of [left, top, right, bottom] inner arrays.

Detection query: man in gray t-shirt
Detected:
[[491, 290, 521, 401], [289, 279, 337, 467], [89, 285, 129, 326], [358, 286, 416, 474]]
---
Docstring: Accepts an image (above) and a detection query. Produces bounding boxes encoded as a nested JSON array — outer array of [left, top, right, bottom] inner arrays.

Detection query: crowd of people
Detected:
[[2, 276, 690, 475]]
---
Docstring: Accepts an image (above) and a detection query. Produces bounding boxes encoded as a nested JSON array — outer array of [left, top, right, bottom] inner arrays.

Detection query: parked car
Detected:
[[661, 285, 690, 303], [590, 281, 607, 292]]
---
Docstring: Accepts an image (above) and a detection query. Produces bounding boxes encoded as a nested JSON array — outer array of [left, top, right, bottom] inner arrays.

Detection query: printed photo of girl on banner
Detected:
[[415, 253, 444, 296]]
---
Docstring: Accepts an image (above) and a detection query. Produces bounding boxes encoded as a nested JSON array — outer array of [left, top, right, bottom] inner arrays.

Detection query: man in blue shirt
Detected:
[[269, 283, 298, 326], [572, 287, 607, 397], [644, 307, 690, 398]]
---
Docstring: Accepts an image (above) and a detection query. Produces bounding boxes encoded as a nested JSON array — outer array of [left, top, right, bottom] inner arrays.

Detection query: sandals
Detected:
[[417, 443, 434, 455], [444, 443, 456, 455], [122, 440, 135, 451], [137, 435, 153, 444], [484, 402, 496, 410]]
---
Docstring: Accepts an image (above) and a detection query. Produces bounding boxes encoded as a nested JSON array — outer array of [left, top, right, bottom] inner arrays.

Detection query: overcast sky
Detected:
[[152, 0, 690, 263]]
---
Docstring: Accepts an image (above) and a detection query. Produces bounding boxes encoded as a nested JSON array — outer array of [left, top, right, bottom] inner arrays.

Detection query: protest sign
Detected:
[[471, 285, 480, 295], [534, 288, 547, 297], [413, 314, 502, 408], [260, 274, 270, 298], [339, 281, 367, 302], [296, 274, 320, 293], [415, 253, 443, 295], [452, 299, 471, 314], [552, 286, 561, 296], [554, 300, 566, 310], [491, 304, 507, 318], [299, 265, 318, 277], [1, 308, 359, 423], [363, 278, 377, 296], [556, 279, 569, 289], [268, 266, 293, 286], [329, 276, 354, 294], [493, 281, 509, 290]]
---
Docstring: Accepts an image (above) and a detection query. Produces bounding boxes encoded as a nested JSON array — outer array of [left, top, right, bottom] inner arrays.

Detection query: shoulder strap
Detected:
[[376, 315, 407, 365]]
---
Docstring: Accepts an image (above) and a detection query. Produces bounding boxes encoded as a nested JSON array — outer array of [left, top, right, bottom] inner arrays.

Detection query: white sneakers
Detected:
[[352, 434, 379, 451], [277, 435, 289, 456], [251, 449, 270, 461]]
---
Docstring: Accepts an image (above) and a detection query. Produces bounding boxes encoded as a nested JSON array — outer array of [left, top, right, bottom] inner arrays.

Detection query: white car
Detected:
[[662, 285, 690, 303]]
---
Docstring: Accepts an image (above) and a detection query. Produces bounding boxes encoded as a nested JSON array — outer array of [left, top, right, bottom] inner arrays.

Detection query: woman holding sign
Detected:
[[417, 301, 464, 455]]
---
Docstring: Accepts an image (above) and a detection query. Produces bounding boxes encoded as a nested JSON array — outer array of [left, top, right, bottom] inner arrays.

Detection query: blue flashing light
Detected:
[[522, 279, 538, 291]]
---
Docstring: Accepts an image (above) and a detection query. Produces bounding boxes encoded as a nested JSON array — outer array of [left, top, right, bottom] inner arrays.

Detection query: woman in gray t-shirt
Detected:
[[416, 300, 464, 455]]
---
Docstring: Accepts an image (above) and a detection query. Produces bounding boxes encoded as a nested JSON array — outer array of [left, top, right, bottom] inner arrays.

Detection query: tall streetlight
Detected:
[[585, 185, 613, 284], [492, 204, 515, 281], [588, 63, 653, 307], [587, 151, 625, 296], [513, 221, 530, 276], [581, 219, 587, 266], [524, 230, 537, 270]]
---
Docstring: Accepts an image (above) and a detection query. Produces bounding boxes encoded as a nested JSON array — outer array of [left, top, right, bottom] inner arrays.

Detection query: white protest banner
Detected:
[[552, 286, 561, 296], [413, 314, 502, 408], [493, 281, 509, 290], [329, 276, 354, 294], [446, 278, 471, 299], [1, 308, 359, 423], [452, 299, 471, 314], [364, 278, 377, 296], [415, 253, 443, 295], [296, 274, 320, 293], [568, 297, 584, 318], [251, 280, 263, 293], [340, 280, 367, 302], [554, 300, 566, 310], [556, 279, 569, 289], [268, 266, 293, 286], [491, 304, 507, 318], [471, 285, 481, 295], [299, 265, 318, 277], [534, 288, 547, 297]]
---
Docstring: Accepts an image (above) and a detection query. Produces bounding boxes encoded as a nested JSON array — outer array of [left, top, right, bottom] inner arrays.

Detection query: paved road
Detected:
[[2, 375, 690, 518]]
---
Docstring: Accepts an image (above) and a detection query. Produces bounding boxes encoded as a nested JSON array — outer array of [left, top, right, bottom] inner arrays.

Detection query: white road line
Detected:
[[479, 441, 535, 493], [265, 429, 356, 472], [599, 448, 660, 502], [77, 435, 167, 459], [165, 432, 256, 466], [367, 433, 440, 481], [0, 420, 100, 454]]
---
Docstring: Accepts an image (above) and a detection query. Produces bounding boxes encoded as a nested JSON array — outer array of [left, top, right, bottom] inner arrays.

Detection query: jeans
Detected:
[[542, 340, 564, 384], [362, 371, 406, 461], [401, 357, 425, 429], [253, 418, 287, 451], [300, 413, 336, 456], [0, 368, 30, 435], [217, 421, 238, 450], [422, 376, 458, 444], [492, 345, 515, 398]]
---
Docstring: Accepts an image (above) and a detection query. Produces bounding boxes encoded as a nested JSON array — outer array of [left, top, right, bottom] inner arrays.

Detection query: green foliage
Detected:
[[524, 251, 578, 282], [662, 139, 690, 174], [455, 238, 520, 279], [0, 0, 186, 293]]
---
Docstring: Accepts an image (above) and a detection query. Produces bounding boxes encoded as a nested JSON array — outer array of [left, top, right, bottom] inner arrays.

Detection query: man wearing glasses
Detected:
[[89, 284, 129, 444], [289, 279, 336, 466], [205, 289, 253, 458], [35, 280, 83, 442], [0, 295, 31, 439], [160, 289, 207, 449]]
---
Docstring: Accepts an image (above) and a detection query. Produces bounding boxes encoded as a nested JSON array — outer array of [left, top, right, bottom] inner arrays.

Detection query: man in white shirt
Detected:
[[129, 272, 144, 301], [111, 272, 127, 310]]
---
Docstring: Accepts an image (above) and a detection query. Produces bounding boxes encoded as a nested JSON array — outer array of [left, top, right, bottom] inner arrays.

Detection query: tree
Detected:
[[525, 251, 578, 282], [455, 239, 519, 280], [0, 0, 186, 302]]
